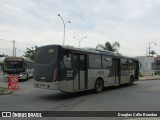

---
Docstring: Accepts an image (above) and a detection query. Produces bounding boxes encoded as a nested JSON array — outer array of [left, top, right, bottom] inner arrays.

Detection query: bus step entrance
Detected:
[[114, 84, 120, 87]]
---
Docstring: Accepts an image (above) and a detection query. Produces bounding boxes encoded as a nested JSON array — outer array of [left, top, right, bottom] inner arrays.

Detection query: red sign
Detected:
[[8, 75, 20, 90]]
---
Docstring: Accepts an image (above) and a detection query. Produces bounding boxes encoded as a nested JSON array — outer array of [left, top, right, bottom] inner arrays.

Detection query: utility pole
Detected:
[[12, 40, 15, 57], [15, 47, 16, 57]]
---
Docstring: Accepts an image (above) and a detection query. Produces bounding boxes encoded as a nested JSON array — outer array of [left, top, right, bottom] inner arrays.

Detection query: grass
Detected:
[[0, 86, 13, 95]]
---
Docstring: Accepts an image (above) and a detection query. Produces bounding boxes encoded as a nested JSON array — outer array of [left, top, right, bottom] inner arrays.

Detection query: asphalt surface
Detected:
[[0, 78, 160, 120]]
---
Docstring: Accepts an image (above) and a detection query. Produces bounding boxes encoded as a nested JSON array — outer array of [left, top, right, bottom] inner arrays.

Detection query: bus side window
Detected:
[[63, 50, 72, 68], [89, 54, 101, 69], [73, 55, 79, 69], [102, 56, 112, 69], [128, 59, 133, 70]]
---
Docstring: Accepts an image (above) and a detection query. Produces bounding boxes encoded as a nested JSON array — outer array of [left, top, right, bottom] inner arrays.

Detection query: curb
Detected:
[[0, 87, 13, 95], [139, 78, 160, 81], [139, 79, 160, 81]]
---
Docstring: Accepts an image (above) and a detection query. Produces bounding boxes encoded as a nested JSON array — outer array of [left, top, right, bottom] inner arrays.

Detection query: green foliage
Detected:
[[23, 48, 35, 61], [154, 71, 160, 75], [150, 50, 156, 57], [139, 72, 144, 77], [96, 41, 120, 53], [0, 87, 13, 95]]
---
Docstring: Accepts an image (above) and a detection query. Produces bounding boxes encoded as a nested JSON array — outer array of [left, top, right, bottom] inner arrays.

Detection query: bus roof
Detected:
[[63, 45, 138, 61], [4, 57, 34, 62], [37, 44, 139, 61]]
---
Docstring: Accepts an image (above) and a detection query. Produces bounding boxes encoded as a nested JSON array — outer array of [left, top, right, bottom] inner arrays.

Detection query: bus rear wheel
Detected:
[[94, 79, 104, 93], [129, 76, 134, 86]]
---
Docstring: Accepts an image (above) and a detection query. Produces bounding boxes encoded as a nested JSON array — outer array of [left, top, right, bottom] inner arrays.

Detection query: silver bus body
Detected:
[[34, 45, 139, 93]]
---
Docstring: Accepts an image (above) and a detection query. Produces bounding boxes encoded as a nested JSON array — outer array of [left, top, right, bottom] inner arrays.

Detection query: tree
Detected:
[[150, 50, 157, 57], [96, 41, 120, 53], [23, 48, 35, 61]]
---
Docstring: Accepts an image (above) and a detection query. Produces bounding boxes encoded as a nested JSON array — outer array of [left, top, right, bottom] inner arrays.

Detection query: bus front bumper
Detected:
[[3, 73, 27, 80]]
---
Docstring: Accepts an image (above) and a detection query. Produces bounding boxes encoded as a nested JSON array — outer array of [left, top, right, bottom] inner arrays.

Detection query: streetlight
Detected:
[[73, 37, 87, 48], [12, 40, 15, 57], [149, 42, 156, 56], [57, 14, 71, 46]]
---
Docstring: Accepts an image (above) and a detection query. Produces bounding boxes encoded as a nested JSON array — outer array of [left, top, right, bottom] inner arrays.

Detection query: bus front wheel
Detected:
[[25, 74, 28, 80], [94, 79, 104, 93]]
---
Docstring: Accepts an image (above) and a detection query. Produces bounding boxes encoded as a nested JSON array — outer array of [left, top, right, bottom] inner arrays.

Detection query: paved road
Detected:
[[0, 79, 160, 120]]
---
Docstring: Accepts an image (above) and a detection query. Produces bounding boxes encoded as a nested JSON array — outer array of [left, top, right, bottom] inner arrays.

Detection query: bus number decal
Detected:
[[95, 70, 104, 75], [66, 70, 73, 78]]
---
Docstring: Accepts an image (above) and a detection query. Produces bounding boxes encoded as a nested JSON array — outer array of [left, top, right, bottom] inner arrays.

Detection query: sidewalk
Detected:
[[0, 78, 8, 88], [0, 78, 12, 95], [139, 75, 160, 80]]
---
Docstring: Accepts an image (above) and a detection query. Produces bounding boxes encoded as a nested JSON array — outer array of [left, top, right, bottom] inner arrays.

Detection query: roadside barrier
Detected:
[[8, 75, 20, 90]]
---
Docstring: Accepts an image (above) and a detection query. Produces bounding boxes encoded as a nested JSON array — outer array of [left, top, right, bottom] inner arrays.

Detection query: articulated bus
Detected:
[[34, 45, 139, 93], [3, 57, 34, 80]]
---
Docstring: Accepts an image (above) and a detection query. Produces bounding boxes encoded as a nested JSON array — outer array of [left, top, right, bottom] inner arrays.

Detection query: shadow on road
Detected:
[[18, 77, 33, 82], [103, 83, 138, 92], [36, 83, 138, 101], [38, 90, 93, 101]]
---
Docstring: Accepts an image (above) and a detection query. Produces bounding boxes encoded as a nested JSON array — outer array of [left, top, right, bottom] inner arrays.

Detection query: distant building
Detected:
[[0, 56, 6, 70], [0, 54, 8, 57], [154, 56, 160, 74], [136, 56, 154, 76], [0, 56, 6, 77]]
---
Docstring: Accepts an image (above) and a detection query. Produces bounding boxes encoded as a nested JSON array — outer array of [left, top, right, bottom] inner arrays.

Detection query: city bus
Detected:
[[3, 57, 34, 80], [34, 45, 139, 93]]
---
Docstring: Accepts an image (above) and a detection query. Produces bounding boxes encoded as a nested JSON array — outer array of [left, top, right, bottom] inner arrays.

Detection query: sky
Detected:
[[0, 0, 160, 57]]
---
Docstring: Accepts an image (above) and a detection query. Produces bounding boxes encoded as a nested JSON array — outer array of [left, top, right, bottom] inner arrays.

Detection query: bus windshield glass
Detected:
[[35, 47, 56, 64], [4, 61, 24, 72]]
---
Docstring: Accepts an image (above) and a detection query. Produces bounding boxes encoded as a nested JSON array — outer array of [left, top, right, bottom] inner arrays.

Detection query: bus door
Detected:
[[73, 54, 86, 91], [134, 61, 139, 80], [113, 59, 120, 85]]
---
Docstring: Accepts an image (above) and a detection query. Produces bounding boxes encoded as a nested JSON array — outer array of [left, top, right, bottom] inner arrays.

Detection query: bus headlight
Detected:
[[19, 74, 23, 77]]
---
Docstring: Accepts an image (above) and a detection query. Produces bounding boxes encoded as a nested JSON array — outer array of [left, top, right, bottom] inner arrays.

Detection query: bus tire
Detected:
[[25, 74, 28, 80], [129, 76, 134, 86], [94, 79, 104, 93]]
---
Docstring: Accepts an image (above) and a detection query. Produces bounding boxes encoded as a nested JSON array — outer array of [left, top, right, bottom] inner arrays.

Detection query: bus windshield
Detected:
[[4, 61, 24, 72]]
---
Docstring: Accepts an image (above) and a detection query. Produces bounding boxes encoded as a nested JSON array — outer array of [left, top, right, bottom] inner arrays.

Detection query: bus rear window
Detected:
[[35, 47, 55, 64]]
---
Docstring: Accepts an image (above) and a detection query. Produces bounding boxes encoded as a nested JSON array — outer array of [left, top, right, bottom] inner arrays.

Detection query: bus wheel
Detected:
[[25, 74, 28, 80], [129, 76, 134, 86], [94, 79, 104, 93]]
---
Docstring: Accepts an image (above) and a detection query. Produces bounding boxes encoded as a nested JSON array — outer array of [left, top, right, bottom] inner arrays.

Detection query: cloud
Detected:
[[0, 0, 160, 57]]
